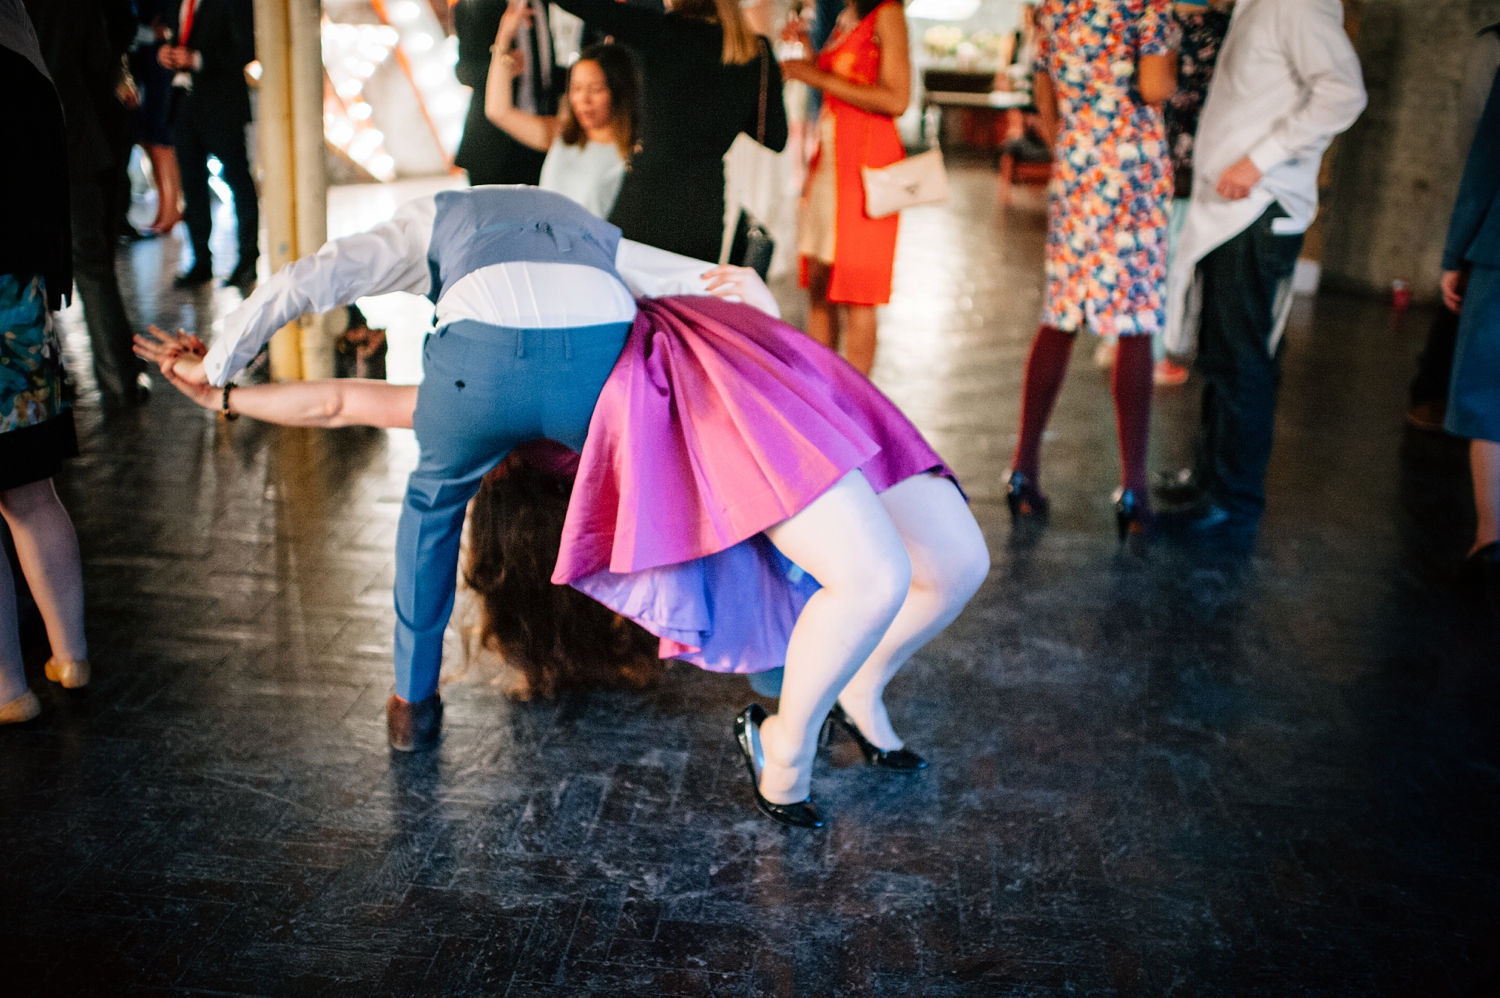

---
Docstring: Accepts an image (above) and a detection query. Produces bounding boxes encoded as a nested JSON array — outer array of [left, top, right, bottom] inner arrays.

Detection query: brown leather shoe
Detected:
[[387, 692, 443, 752]]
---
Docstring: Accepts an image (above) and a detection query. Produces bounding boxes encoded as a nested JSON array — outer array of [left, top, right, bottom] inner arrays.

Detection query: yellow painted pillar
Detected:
[[253, 0, 336, 380]]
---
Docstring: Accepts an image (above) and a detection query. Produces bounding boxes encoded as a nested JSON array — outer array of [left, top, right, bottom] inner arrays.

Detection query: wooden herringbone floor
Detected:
[[3, 166, 1497, 995]]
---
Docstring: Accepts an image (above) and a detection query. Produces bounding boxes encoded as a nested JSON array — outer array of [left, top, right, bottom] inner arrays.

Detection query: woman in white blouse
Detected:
[[485, 0, 640, 218]]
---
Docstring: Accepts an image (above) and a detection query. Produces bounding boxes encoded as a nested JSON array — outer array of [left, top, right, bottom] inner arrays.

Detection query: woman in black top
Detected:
[[552, 0, 788, 262], [1, 0, 92, 725]]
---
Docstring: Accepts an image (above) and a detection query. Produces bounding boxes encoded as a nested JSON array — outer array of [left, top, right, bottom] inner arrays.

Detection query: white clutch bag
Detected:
[[861, 148, 950, 219]]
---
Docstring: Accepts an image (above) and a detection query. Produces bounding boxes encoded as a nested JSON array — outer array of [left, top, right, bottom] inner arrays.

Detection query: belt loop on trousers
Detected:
[[563, 328, 572, 360], [515, 329, 525, 359]]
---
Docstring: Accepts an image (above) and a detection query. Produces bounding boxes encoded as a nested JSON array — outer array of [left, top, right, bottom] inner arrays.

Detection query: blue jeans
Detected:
[[393, 319, 631, 702]]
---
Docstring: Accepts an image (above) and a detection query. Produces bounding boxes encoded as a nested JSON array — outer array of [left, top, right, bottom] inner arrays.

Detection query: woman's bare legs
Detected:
[[804, 264, 878, 376], [836, 475, 989, 749], [1471, 439, 1500, 556], [0, 480, 88, 666], [844, 305, 878, 377], [757, 471, 912, 804], [1, 546, 26, 707], [145, 143, 182, 234], [805, 259, 837, 351]]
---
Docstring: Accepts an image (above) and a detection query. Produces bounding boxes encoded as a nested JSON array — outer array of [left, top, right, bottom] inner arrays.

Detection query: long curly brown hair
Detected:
[[464, 448, 664, 701]]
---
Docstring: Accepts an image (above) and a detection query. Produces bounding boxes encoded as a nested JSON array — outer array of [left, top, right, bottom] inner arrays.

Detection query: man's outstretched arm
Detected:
[[138, 326, 419, 427], [202, 196, 438, 386]]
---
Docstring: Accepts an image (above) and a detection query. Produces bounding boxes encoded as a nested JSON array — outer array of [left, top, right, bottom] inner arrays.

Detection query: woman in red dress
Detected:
[[782, 0, 910, 376]]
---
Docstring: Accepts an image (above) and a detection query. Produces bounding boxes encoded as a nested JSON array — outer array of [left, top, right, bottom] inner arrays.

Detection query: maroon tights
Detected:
[[1011, 325, 1153, 497]]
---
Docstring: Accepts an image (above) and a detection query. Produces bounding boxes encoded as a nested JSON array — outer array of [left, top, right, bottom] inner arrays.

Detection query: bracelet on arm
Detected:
[[222, 382, 238, 421]]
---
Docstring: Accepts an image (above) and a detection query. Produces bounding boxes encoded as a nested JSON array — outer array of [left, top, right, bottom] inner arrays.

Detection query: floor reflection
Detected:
[[2, 166, 1495, 995]]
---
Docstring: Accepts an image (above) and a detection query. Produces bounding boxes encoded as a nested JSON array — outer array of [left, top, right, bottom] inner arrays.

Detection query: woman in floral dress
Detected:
[[2, 2, 92, 724], [1007, 0, 1178, 538]]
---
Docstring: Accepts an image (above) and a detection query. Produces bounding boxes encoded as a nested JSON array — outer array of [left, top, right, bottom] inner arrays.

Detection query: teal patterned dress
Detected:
[[0, 273, 76, 489]]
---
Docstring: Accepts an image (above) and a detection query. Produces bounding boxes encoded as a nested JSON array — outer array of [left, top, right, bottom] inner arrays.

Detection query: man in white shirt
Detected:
[[1161, 0, 1365, 536], [204, 185, 769, 750]]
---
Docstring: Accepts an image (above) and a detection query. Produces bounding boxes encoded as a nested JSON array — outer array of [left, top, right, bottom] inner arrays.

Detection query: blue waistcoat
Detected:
[[426, 187, 624, 303]]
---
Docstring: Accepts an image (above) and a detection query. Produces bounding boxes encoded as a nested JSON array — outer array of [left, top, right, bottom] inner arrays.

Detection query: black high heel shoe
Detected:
[[734, 704, 824, 828], [1005, 470, 1049, 523], [822, 702, 928, 772], [1113, 487, 1150, 541]]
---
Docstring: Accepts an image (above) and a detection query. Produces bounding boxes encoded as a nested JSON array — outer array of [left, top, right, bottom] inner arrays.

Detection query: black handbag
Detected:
[[729, 38, 775, 279], [730, 209, 775, 280]]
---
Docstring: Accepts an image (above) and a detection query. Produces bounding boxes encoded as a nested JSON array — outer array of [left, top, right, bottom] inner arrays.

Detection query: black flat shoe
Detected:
[[822, 701, 927, 772], [1005, 470, 1049, 523], [734, 704, 823, 828], [1156, 499, 1238, 534], [173, 266, 213, 289], [1113, 487, 1151, 542], [1459, 542, 1500, 587], [1152, 468, 1203, 508], [224, 263, 258, 289]]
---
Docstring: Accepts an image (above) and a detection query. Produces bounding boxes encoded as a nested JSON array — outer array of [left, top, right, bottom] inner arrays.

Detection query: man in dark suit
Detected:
[[24, 0, 147, 404], [453, 0, 560, 186], [159, 0, 257, 288]]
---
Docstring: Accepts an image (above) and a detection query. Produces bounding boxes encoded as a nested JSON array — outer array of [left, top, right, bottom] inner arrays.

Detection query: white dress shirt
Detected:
[[172, 0, 205, 84], [203, 193, 760, 387], [1164, 0, 1366, 354]]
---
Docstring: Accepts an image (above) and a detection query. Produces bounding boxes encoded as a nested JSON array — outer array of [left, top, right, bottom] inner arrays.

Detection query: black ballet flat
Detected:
[[734, 704, 824, 829], [1459, 541, 1500, 588], [173, 266, 213, 289], [822, 701, 928, 772], [1005, 470, 1049, 523], [1113, 487, 1150, 542]]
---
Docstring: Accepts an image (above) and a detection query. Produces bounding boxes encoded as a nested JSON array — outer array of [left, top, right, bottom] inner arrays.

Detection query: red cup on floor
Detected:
[[1392, 279, 1411, 312]]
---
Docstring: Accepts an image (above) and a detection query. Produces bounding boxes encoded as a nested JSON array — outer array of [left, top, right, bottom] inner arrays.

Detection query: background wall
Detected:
[[1322, 0, 1500, 301], [906, 0, 1025, 35]]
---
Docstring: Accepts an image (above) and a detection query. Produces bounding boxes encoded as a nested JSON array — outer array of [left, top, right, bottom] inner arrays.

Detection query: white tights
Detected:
[[756, 472, 989, 804], [0, 479, 88, 705]]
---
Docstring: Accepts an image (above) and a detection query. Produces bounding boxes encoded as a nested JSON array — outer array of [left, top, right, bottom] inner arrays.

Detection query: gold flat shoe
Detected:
[[44, 657, 90, 689], [0, 690, 41, 724]]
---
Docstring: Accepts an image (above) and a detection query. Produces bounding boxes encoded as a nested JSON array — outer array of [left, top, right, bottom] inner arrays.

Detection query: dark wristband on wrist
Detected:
[[222, 383, 238, 420]]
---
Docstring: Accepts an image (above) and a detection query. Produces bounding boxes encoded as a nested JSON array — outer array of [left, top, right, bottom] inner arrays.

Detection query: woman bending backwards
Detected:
[[138, 212, 987, 830]]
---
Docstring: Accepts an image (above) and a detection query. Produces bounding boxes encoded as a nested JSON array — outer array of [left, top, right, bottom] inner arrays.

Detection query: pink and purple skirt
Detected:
[[535, 295, 956, 674]]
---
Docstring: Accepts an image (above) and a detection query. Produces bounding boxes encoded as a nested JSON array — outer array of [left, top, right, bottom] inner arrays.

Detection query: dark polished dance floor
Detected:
[[4, 168, 1498, 996]]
